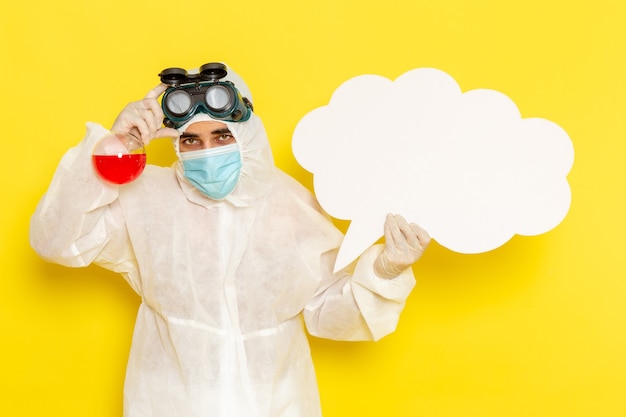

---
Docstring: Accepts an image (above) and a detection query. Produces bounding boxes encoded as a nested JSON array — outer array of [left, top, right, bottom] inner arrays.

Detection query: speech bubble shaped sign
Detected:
[[292, 68, 574, 272]]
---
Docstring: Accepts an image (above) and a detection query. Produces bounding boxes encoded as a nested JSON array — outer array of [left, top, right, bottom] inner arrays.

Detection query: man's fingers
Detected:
[[409, 223, 431, 249], [384, 213, 431, 253], [144, 83, 168, 99], [143, 96, 165, 119], [156, 127, 181, 140]]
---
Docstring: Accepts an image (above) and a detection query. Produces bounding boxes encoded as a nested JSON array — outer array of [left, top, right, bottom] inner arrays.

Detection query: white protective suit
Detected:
[[30, 110, 416, 417]]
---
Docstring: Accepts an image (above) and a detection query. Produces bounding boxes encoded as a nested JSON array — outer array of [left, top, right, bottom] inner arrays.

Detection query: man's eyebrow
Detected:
[[180, 128, 232, 139]]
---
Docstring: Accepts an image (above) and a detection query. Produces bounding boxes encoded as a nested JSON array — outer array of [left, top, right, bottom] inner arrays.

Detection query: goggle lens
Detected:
[[205, 85, 233, 112], [165, 90, 193, 116]]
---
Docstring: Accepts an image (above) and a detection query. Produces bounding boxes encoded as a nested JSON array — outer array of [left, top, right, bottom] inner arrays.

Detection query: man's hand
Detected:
[[111, 84, 180, 145], [374, 214, 431, 279]]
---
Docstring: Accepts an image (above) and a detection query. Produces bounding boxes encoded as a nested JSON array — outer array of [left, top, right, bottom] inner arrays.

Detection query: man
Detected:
[[30, 63, 431, 417]]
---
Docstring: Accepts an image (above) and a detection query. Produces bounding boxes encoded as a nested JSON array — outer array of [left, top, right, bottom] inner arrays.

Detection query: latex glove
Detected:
[[111, 84, 180, 145], [373, 214, 431, 279]]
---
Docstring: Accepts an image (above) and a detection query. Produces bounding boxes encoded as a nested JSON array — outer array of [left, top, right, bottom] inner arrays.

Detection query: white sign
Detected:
[[292, 68, 574, 272]]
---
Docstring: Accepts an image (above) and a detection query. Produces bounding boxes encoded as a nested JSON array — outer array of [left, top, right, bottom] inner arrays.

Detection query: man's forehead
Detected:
[[183, 120, 230, 134]]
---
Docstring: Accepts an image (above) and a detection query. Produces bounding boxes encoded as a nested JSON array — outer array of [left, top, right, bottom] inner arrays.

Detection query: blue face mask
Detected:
[[180, 144, 242, 200]]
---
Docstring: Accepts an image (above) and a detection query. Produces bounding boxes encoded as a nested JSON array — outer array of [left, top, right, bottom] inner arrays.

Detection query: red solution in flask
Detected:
[[92, 132, 147, 185], [92, 153, 147, 185]]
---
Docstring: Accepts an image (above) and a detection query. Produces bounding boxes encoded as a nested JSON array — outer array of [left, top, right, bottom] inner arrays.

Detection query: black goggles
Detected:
[[159, 62, 253, 128]]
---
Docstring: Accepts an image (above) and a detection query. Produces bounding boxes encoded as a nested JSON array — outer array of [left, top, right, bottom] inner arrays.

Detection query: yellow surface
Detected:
[[2, 0, 625, 416]]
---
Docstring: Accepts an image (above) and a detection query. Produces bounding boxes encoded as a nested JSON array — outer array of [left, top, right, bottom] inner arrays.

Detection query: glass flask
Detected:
[[92, 132, 147, 185]]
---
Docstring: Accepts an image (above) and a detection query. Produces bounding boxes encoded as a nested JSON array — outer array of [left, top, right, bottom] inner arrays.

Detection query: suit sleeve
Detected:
[[303, 244, 416, 342], [30, 122, 141, 291]]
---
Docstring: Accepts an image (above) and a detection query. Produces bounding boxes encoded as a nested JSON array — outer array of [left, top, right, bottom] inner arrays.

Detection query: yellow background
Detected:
[[2, 0, 625, 416]]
